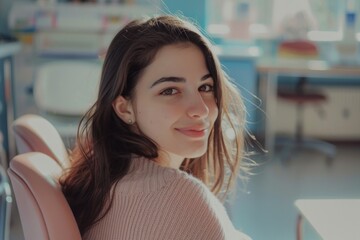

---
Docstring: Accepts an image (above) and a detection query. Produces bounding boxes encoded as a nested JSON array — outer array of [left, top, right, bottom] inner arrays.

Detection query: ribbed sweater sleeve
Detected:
[[84, 158, 250, 240]]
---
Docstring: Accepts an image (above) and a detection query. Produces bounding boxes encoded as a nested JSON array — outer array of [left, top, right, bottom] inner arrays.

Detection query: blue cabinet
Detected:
[[162, 0, 207, 30], [220, 57, 258, 133]]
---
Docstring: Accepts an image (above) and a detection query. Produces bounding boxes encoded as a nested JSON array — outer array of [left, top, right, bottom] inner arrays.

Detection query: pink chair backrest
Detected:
[[12, 114, 70, 169], [7, 152, 81, 240]]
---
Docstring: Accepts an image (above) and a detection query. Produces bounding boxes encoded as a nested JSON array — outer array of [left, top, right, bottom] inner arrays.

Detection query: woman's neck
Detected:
[[155, 151, 184, 169]]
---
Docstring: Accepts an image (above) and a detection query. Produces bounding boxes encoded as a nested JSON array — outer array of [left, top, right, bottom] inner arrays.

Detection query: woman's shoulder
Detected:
[[113, 157, 192, 195], [112, 157, 215, 202]]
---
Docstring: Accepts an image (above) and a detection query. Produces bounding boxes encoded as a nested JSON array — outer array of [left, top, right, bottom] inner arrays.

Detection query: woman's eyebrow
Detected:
[[201, 73, 212, 81], [150, 73, 212, 88], [150, 76, 185, 88]]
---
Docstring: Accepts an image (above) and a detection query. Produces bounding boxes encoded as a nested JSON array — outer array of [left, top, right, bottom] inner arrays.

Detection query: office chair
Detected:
[[12, 114, 70, 169], [33, 60, 101, 143], [276, 40, 336, 164], [7, 152, 81, 240]]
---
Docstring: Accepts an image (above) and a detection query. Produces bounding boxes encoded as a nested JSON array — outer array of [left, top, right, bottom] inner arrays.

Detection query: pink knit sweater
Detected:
[[84, 157, 250, 240]]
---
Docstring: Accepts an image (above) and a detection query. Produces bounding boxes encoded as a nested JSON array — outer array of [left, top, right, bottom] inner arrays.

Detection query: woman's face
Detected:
[[131, 43, 218, 162]]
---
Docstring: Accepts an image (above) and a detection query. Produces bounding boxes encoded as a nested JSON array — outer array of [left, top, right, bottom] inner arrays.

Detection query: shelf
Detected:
[[9, 2, 158, 32]]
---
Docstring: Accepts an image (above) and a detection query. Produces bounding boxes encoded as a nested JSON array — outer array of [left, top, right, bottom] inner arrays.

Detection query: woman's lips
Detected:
[[175, 127, 208, 138]]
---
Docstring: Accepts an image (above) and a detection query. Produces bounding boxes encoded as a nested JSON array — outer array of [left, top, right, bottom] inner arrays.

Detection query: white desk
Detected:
[[295, 199, 360, 240], [257, 58, 360, 154]]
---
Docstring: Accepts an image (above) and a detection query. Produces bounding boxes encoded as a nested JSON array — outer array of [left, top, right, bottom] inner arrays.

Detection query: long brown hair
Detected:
[[60, 15, 246, 236]]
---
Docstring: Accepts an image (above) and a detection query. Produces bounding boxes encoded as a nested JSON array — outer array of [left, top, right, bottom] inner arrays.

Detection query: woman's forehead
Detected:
[[144, 43, 208, 77]]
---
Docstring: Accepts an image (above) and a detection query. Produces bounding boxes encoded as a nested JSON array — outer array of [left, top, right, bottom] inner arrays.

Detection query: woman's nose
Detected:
[[186, 93, 209, 119]]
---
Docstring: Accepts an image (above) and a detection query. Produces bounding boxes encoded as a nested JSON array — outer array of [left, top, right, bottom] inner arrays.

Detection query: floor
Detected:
[[7, 141, 360, 240], [228, 142, 360, 240]]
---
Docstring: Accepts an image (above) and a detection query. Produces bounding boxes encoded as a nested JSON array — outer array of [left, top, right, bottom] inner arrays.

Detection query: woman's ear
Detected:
[[112, 96, 135, 124]]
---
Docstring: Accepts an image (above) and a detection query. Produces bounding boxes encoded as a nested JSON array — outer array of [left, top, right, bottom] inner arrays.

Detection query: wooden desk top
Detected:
[[295, 199, 360, 240]]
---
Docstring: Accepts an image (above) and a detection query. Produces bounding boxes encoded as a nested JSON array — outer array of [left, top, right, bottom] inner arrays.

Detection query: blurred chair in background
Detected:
[[276, 40, 336, 164], [7, 152, 81, 240], [12, 114, 70, 169], [33, 60, 101, 148]]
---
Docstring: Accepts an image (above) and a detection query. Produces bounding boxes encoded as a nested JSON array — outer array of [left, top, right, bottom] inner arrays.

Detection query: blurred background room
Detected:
[[0, 0, 359, 239]]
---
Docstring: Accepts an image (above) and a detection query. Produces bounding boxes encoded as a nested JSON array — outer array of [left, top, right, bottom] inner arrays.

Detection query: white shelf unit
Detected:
[[9, 2, 159, 56]]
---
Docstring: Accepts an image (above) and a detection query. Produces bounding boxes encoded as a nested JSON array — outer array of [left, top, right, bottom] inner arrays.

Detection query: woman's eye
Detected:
[[160, 88, 179, 95], [199, 84, 214, 92]]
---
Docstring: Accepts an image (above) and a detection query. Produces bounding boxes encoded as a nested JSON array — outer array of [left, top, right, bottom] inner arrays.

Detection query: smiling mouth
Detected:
[[175, 128, 208, 138]]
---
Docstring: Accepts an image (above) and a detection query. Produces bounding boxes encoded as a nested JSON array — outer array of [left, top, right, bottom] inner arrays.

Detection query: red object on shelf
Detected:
[[278, 40, 319, 59]]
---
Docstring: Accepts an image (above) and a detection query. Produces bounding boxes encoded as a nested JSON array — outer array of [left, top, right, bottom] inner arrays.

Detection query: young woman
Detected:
[[61, 15, 251, 239]]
